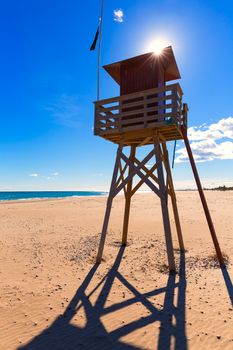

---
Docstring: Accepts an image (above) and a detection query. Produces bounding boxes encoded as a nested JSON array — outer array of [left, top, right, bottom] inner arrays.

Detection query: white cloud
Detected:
[[188, 126, 223, 141], [188, 116, 233, 141], [176, 117, 233, 163], [176, 139, 233, 163], [29, 172, 59, 180], [114, 9, 124, 23]]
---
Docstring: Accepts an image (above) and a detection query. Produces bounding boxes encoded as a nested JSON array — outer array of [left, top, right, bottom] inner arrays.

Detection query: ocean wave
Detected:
[[0, 191, 108, 202]]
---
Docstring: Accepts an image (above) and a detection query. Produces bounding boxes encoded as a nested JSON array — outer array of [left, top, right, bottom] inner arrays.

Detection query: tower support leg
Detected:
[[162, 142, 185, 251], [122, 145, 136, 245], [154, 136, 176, 271], [181, 128, 224, 267], [96, 145, 123, 263]]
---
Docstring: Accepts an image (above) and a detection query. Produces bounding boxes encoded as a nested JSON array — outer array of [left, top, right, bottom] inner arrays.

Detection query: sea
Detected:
[[0, 191, 107, 202]]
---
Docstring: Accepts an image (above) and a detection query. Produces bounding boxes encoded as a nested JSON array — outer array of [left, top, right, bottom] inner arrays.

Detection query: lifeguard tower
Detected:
[[94, 46, 224, 271]]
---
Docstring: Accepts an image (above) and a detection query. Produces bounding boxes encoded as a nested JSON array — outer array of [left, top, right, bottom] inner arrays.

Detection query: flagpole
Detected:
[[97, 0, 104, 101]]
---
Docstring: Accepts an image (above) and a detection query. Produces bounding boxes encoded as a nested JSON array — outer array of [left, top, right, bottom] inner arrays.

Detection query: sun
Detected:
[[146, 38, 170, 56]]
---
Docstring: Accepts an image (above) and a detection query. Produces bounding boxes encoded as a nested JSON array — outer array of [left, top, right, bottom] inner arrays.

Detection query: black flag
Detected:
[[90, 26, 99, 51]]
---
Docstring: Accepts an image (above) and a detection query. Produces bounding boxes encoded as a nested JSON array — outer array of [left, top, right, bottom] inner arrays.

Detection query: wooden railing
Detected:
[[94, 83, 186, 136]]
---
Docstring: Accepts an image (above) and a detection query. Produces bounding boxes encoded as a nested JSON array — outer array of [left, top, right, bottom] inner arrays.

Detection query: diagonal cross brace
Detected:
[[112, 148, 156, 197], [134, 158, 159, 184], [131, 162, 158, 196], [116, 162, 128, 188], [120, 152, 162, 199], [119, 161, 127, 197]]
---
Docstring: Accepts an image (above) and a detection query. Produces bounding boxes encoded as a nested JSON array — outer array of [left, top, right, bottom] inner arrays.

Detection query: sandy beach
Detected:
[[0, 191, 233, 349]]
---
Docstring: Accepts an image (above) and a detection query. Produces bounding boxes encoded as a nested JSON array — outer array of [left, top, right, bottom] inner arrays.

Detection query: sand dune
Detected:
[[0, 191, 232, 349]]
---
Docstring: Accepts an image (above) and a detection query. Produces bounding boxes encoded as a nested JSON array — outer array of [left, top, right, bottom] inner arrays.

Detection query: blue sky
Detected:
[[0, 0, 233, 191]]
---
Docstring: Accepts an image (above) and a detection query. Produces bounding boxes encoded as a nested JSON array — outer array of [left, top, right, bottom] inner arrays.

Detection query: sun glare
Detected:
[[146, 38, 170, 56]]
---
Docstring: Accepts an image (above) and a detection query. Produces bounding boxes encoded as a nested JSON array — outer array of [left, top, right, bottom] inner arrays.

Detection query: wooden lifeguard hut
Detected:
[[94, 46, 224, 271]]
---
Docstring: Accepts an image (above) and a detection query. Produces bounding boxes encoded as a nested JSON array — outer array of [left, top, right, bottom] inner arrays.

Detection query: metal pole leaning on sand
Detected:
[[181, 126, 225, 267]]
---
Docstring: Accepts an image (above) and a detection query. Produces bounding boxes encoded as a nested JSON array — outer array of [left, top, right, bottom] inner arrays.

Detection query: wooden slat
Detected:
[[96, 112, 177, 129], [97, 94, 176, 113], [119, 112, 175, 126], [97, 118, 177, 135], [139, 136, 152, 146], [94, 83, 187, 146], [96, 103, 176, 121], [94, 83, 182, 105], [94, 82, 184, 144]]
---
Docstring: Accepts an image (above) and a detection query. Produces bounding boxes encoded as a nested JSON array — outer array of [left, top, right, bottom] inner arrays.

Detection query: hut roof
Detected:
[[103, 46, 181, 84]]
